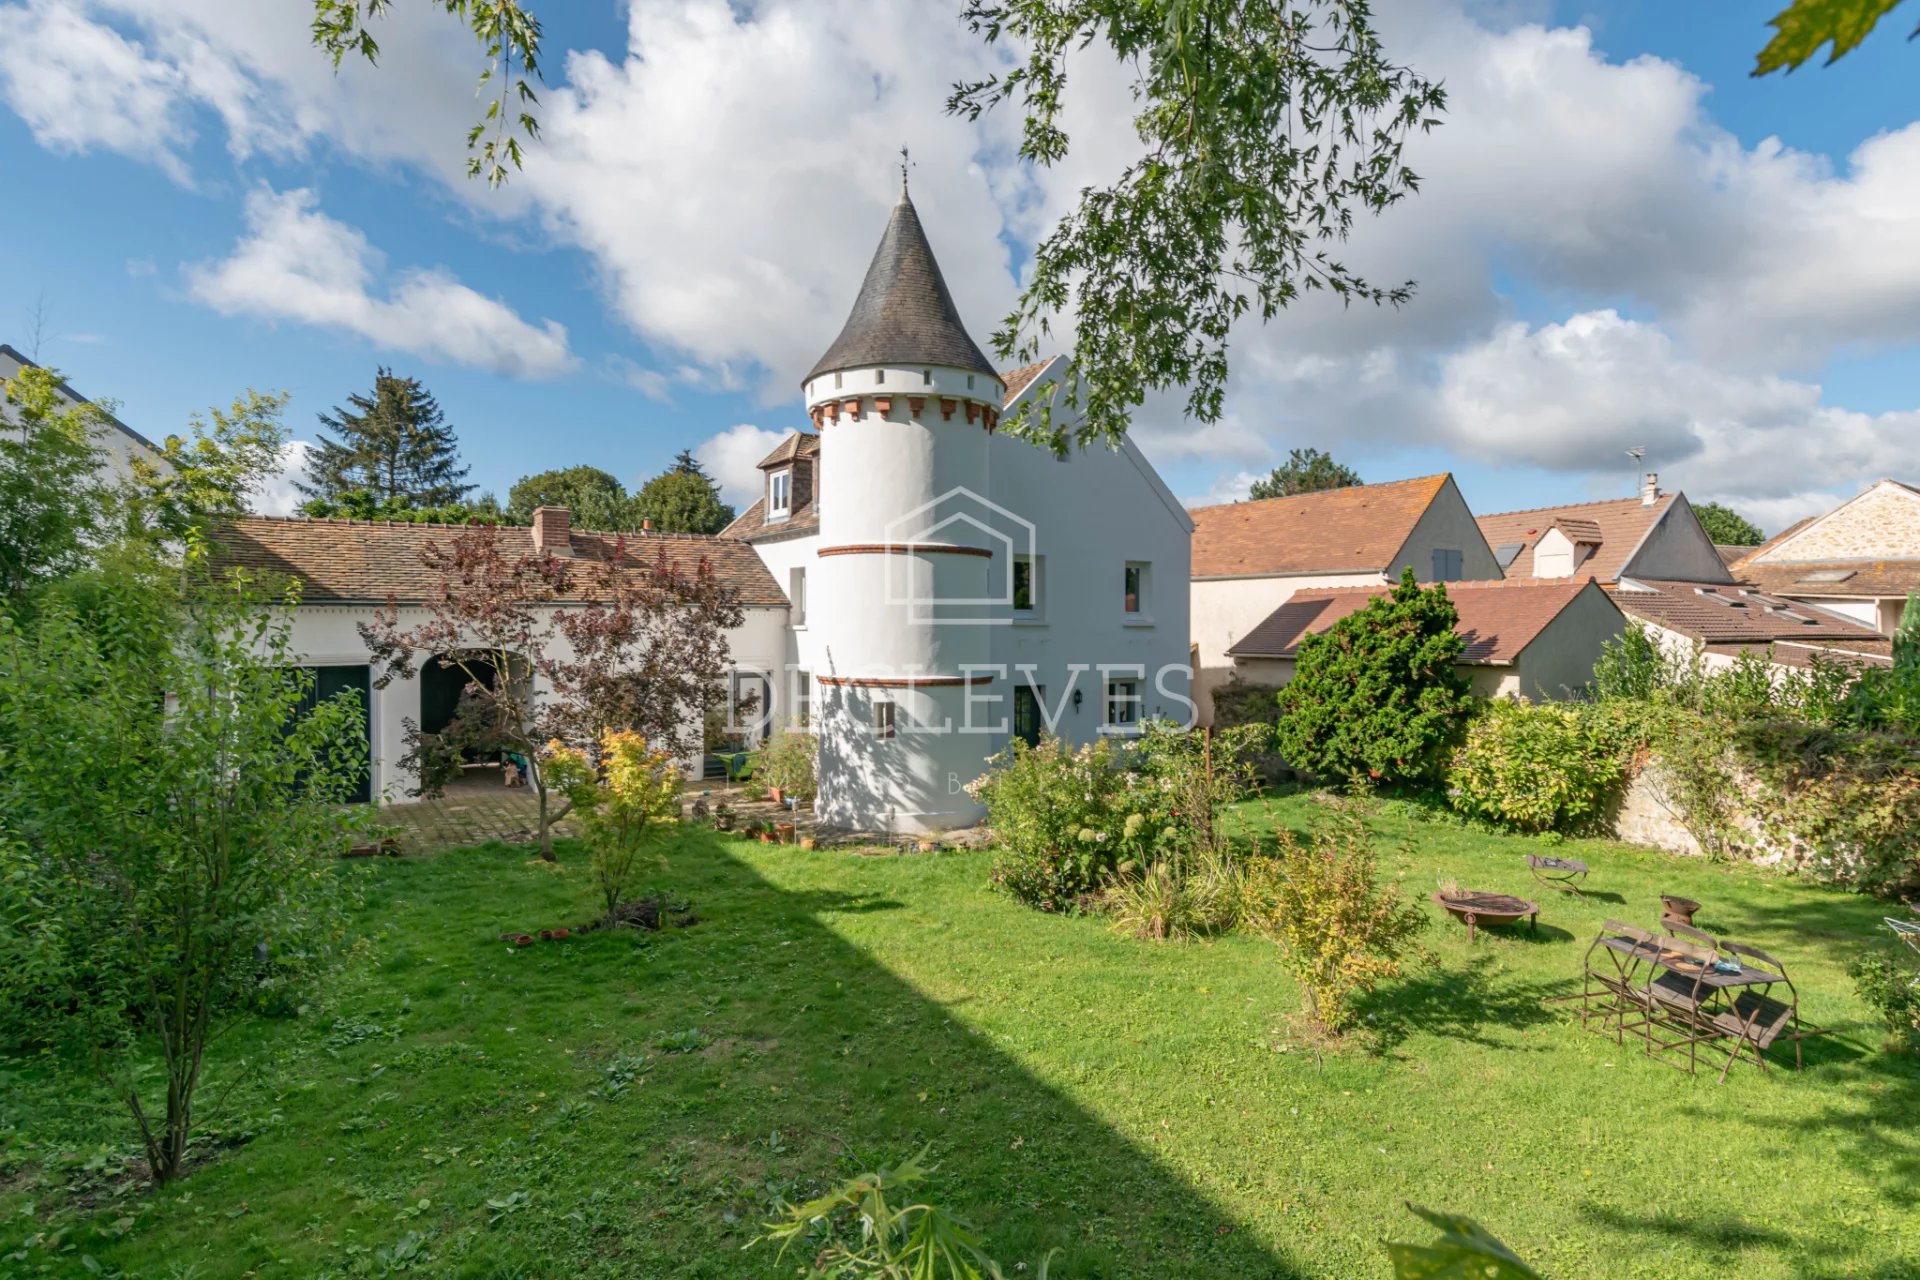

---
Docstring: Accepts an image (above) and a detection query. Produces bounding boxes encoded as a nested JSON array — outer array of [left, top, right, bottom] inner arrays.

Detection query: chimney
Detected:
[[1640, 472, 1660, 506], [641, 517, 653, 531], [531, 505, 572, 556]]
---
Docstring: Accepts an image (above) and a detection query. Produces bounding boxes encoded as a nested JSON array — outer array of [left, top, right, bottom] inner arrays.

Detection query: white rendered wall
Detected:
[[1190, 572, 1388, 724], [277, 601, 788, 803]]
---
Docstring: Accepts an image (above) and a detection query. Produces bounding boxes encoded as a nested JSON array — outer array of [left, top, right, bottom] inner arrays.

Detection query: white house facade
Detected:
[[721, 188, 1193, 834], [2, 342, 166, 481]]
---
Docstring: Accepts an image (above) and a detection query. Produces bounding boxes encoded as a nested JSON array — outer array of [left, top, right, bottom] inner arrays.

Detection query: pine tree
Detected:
[[632, 452, 735, 534], [1248, 448, 1362, 500], [297, 369, 472, 505]]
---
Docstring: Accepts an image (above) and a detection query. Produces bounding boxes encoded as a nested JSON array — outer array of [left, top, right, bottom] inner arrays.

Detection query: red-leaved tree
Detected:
[[359, 523, 746, 857]]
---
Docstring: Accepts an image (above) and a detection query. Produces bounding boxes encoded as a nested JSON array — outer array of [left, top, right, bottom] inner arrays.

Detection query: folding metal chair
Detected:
[[1887, 917, 1920, 989], [1527, 854, 1590, 901], [1709, 941, 1825, 1081], [1637, 934, 1727, 1077], [1662, 921, 1718, 950], [1578, 920, 1660, 1044]]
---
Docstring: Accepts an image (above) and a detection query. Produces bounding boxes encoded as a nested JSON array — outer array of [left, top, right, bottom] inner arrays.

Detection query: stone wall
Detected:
[[1607, 760, 1786, 866]]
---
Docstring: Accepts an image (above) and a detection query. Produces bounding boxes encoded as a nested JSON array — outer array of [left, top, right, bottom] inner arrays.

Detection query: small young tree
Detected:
[[548, 730, 682, 923], [1243, 803, 1428, 1038], [125, 390, 292, 544], [0, 570, 367, 1183], [1274, 568, 1471, 785], [359, 523, 745, 858], [0, 363, 111, 599]]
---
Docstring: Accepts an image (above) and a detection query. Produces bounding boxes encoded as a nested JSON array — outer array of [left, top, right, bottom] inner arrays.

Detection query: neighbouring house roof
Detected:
[[210, 516, 789, 607], [0, 342, 161, 454], [755, 431, 820, 470], [1187, 474, 1452, 579], [1475, 494, 1679, 583], [1226, 578, 1608, 666], [804, 191, 998, 383], [1000, 358, 1055, 402], [1713, 640, 1892, 670], [1729, 558, 1920, 601], [1610, 578, 1890, 650], [1714, 544, 1752, 567]]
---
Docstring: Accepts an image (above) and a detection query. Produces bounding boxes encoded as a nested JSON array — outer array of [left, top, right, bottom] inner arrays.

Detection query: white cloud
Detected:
[[693, 423, 790, 506], [185, 186, 577, 378], [251, 438, 312, 516]]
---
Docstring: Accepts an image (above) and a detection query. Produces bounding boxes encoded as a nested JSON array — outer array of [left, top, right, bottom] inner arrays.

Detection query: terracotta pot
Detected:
[[513, 934, 534, 947], [775, 822, 796, 845], [758, 831, 774, 843], [798, 837, 818, 851], [1661, 895, 1702, 928], [916, 839, 937, 853], [767, 787, 785, 805], [540, 927, 570, 942]]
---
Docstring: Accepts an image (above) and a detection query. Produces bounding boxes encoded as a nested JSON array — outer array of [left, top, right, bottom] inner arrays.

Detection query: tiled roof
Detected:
[[1609, 579, 1888, 647], [804, 192, 997, 383], [1227, 578, 1607, 665], [210, 516, 788, 607], [755, 431, 820, 470], [719, 495, 821, 544], [1732, 559, 1920, 600], [1714, 544, 1751, 567], [1188, 474, 1451, 578], [1001, 358, 1056, 403], [1475, 494, 1676, 583], [1553, 517, 1604, 544]]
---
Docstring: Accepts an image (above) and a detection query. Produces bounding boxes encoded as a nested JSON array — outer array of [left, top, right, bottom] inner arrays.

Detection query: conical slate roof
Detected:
[[805, 192, 998, 384]]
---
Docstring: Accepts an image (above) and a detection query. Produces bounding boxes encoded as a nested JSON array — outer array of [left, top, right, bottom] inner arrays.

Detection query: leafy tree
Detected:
[[506, 464, 631, 530], [1752, 0, 1916, 75], [0, 364, 111, 599], [313, 2, 1444, 452], [1247, 448, 1363, 500], [1692, 501, 1764, 547], [1274, 568, 1471, 785], [298, 369, 472, 506], [0, 570, 368, 1184], [298, 489, 498, 524], [358, 522, 746, 857], [127, 391, 292, 544], [547, 730, 683, 924], [631, 450, 735, 534]]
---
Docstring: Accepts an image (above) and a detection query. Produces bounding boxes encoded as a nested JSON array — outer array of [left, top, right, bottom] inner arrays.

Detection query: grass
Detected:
[[3, 793, 1918, 1278]]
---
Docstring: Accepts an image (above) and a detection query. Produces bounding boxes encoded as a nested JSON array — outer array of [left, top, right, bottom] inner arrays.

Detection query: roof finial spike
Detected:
[[900, 143, 910, 196]]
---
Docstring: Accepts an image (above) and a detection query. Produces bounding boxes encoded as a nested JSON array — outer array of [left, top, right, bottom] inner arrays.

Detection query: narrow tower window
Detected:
[[875, 368, 885, 384], [873, 699, 897, 740]]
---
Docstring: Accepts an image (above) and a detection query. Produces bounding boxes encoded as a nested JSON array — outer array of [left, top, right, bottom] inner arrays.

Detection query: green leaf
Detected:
[[1753, 0, 1913, 75], [1386, 1204, 1541, 1279]]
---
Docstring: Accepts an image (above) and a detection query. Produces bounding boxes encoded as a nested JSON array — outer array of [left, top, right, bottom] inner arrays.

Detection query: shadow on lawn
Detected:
[[1353, 954, 1564, 1054], [647, 829, 1313, 1279]]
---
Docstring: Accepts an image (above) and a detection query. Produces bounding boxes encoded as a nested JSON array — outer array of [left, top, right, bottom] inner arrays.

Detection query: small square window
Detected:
[[873, 700, 896, 740], [1105, 679, 1140, 728]]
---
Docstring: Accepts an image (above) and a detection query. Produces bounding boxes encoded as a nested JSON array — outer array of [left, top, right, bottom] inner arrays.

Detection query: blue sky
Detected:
[[0, 0, 1915, 532]]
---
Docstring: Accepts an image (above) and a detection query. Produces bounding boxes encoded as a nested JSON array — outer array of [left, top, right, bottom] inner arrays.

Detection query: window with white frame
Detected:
[[1012, 554, 1040, 613], [1105, 678, 1140, 729], [1123, 561, 1150, 615], [769, 470, 792, 519], [873, 698, 897, 740], [793, 670, 811, 727], [789, 566, 807, 625]]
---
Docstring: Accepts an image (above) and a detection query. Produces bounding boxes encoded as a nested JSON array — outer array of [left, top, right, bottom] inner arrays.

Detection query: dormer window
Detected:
[[769, 469, 792, 520]]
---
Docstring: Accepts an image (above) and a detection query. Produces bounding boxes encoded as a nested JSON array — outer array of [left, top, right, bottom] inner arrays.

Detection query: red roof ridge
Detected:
[[1186, 472, 1448, 516], [1477, 493, 1669, 520]]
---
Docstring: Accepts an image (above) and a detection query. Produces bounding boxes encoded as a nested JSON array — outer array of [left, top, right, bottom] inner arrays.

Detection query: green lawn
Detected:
[[4, 796, 1918, 1279]]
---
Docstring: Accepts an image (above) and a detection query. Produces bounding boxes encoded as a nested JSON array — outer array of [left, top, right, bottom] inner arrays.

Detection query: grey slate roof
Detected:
[[804, 194, 997, 383]]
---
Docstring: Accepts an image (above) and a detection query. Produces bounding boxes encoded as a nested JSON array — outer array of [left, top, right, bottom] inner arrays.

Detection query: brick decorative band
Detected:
[[816, 673, 997, 688], [817, 543, 994, 559]]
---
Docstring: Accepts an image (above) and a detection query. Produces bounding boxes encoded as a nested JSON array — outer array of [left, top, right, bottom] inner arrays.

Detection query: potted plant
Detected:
[[712, 802, 734, 832], [758, 729, 819, 811], [774, 821, 796, 845]]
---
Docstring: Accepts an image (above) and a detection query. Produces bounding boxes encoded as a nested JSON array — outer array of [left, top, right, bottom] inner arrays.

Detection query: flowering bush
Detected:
[[1447, 699, 1631, 834], [972, 737, 1156, 910]]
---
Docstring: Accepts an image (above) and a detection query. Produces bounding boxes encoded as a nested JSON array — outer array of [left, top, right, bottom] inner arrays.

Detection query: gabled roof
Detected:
[[1736, 480, 1920, 582], [1475, 493, 1678, 583], [210, 516, 788, 607], [1714, 544, 1751, 567], [1552, 517, 1605, 544], [1188, 474, 1451, 578], [0, 342, 160, 454], [804, 192, 997, 383], [1227, 578, 1611, 665], [1733, 559, 1920, 601], [1611, 578, 1889, 648], [1000, 358, 1055, 403], [756, 431, 820, 470]]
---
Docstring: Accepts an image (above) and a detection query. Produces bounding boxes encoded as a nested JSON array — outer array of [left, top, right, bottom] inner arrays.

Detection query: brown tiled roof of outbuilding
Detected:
[[1227, 578, 1609, 665], [1609, 578, 1887, 646], [1000, 358, 1056, 403], [1732, 559, 1920, 601], [1475, 494, 1678, 583], [1188, 474, 1451, 578], [210, 516, 788, 607]]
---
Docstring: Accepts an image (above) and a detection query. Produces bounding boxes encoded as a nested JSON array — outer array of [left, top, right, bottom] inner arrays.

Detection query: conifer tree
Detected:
[[298, 369, 472, 506], [631, 449, 735, 534]]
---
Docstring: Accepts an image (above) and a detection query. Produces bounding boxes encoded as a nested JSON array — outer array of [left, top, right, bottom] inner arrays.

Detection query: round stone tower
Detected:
[[804, 183, 1006, 834]]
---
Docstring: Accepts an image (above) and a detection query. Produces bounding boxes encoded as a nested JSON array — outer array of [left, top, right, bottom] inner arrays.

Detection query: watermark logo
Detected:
[[879, 485, 1037, 625]]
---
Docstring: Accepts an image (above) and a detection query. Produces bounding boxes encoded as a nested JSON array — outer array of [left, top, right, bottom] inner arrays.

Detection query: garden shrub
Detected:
[[1241, 801, 1429, 1037], [1736, 720, 1920, 894], [1274, 568, 1471, 786], [1447, 698, 1631, 834], [973, 736, 1147, 911], [758, 728, 819, 802], [548, 730, 683, 923], [1848, 943, 1920, 1053]]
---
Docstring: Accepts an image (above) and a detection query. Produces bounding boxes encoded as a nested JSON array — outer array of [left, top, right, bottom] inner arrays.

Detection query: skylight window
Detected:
[[1800, 569, 1855, 584]]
